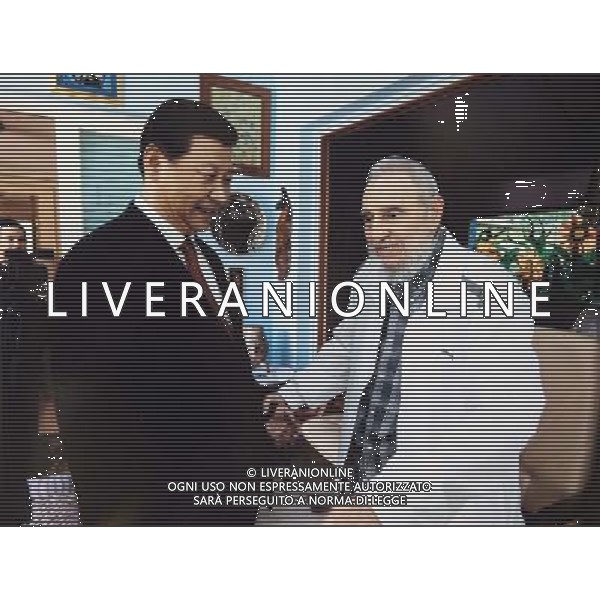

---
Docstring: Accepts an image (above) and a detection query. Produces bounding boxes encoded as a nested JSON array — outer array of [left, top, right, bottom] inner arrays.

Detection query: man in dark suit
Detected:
[[50, 99, 270, 526], [0, 219, 48, 525]]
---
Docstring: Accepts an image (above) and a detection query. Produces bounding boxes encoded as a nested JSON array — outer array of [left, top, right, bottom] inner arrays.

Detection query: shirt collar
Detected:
[[134, 197, 185, 252]]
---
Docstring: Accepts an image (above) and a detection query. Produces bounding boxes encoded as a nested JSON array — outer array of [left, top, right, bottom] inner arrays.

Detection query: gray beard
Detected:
[[383, 245, 435, 282]]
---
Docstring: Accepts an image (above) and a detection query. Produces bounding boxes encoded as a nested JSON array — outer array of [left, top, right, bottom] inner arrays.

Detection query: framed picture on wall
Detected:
[[469, 209, 597, 294], [200, 75, 271, 178], [55, 74, 120, 102]]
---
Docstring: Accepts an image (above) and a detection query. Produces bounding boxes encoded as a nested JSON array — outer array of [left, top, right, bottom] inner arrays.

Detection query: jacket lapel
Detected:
[[124, 205, 226, 323]]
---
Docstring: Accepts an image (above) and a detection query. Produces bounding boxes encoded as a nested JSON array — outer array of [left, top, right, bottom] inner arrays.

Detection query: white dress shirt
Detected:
[[134, 198, 223, 303]]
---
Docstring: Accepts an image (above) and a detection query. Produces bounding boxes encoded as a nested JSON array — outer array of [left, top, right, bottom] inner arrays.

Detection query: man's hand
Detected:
[[263, 391, 285, 414], [264, 393, 326, 447], [264, 394, 301, 447]]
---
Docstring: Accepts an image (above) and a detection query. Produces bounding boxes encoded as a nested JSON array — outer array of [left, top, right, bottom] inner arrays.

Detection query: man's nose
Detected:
[[370, 222, 390, 241], [367, 231, 388, 250]]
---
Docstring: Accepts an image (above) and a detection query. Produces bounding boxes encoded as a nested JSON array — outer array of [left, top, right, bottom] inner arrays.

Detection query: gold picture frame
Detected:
[[200, 75, 271, 178]]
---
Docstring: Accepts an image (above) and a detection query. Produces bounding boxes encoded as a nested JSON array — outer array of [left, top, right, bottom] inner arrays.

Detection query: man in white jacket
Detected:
[[263, 156, 545, 525]]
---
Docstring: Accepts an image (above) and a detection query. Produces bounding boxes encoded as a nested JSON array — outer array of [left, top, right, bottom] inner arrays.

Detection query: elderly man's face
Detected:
[[0, 226, 26, 264], [360, 169, 444, 271]]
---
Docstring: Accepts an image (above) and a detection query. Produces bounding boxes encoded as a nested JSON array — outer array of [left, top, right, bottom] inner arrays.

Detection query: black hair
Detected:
[[138, 98, 238, 178], [0, 218, 26, 234]]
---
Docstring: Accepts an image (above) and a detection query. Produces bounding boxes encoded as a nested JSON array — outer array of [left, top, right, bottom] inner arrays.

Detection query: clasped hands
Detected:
[[263, 393, 380, 525], [264, 392, 324, 447]]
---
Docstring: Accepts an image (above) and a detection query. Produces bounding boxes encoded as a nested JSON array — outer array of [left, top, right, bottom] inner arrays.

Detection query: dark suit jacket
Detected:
[[50, 204, 269, 525], [0, 257, 48, 525]]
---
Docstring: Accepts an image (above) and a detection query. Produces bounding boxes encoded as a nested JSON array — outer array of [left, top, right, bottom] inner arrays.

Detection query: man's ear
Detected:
[[143, 144, 165, 179]]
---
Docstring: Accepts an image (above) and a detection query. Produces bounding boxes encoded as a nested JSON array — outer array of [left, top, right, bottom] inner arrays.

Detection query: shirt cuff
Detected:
[[278, 379, 309, 411]]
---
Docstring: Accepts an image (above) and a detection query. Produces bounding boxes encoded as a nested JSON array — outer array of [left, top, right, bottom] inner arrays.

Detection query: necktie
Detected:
[[179, 238, 229, 328], [195, 237, 229, 299], [195, 237, 244, 338]]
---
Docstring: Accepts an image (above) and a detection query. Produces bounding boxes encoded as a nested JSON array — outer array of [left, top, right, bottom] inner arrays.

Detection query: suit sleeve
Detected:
[[48, 246, 141, 410]]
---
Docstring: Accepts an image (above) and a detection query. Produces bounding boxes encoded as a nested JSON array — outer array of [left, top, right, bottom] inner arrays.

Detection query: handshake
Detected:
[[263, 392, 325, 447]]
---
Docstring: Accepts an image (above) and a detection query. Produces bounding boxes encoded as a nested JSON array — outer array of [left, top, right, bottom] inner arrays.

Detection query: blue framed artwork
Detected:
[[55, 74, 120, 101]]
